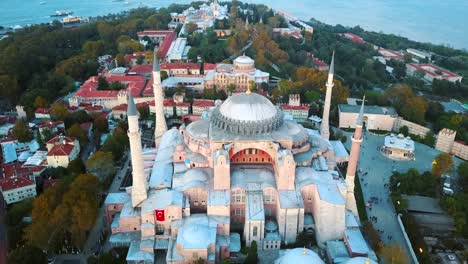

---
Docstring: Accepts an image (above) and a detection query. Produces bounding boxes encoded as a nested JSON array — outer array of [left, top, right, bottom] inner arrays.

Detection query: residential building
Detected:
[[166, 38, 191, 62], [46, 135, 80, 168], [0, 176, 36, 204]]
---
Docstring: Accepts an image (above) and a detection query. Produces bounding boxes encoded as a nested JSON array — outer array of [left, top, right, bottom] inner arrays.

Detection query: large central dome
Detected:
[[219, 93, 277, 122], [211, 92, 284, 135]]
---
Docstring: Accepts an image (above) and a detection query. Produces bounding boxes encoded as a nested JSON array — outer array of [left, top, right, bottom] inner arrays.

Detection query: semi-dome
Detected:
[[211, 92, 284, 135], [219, 92, 277, 122], [275, 248, 325, 264]]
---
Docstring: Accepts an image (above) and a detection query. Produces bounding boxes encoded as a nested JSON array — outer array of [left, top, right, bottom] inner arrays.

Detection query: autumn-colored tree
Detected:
[[33, 96, 48, 109], [115, 53, 126, 67], [379, 244, 410, 264], [12, 119, 33, 142], [50, 103, 69, 121], [68, 158, 86, 176], [432, 152, 454, 177], [86, 151, 115, 182], [93, 117, 109, 133], [67, 123, 87, 144], [82, 40, 105, 58], [24, 182, 67, 251]]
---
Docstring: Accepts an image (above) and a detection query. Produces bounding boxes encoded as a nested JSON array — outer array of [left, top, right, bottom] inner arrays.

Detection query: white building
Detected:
[[0, 176, 37, 205], [46, 135, 80, 168], [406, 63, 462, 83], [381, 133, 415, 160], [169, 1, 229, 33], [338, 104, 398, 131]]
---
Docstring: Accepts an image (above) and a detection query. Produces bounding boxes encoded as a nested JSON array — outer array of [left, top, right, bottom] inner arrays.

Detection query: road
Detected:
[[343, 131, 458, 264], [55, 151, 130, 264]]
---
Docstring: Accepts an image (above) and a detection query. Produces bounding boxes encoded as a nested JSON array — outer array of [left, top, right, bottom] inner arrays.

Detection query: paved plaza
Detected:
[[344, 130, 463, 264]]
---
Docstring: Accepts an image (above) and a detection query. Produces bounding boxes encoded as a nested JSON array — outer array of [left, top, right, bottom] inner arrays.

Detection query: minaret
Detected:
[[127, 94, 148, 207], [345, 96, 365, 216], [320, 51, 335, 140], [245, 16, 249, 30], [153, 51, 167, 145]]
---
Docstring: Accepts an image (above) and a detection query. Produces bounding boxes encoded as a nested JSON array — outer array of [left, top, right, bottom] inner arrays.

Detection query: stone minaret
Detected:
[[127, 94, 148, 207], [320, 51, 335, 140], [345, 96, 365, 217], [153, 52, 167, 145]]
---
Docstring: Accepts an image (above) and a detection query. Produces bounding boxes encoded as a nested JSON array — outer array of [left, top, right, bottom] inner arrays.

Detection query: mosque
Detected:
[[104, 52, 376, 263]]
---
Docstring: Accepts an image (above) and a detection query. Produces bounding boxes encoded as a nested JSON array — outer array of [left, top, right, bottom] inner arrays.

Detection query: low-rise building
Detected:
[[338, 104, 398, 131], [0, 176, 37, 204], [137, 30, 177, 59], [339, 33, 365, 43], [272, 27, 303, 39], [377, 48, 404, 60], [166, 38, 191, 62], [34, 108, 51, 119], [161, 62, 216, 76], [38, 121, 65, 139], [406, 48, 432, 61], [46, 135, 80, 168], [192, 99, 215, 115], [381, 133, 415, 160], [406, 63, 462, 83], [279, 94, 310, 121]]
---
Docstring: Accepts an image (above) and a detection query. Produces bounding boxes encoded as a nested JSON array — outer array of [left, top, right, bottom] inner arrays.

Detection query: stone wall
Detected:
[[393, 117, 430, 137], [452, 142, 468, 161]]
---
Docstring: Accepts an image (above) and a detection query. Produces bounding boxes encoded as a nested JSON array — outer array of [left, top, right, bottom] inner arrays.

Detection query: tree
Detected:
[[33, 96, 48, 109], [8, 245, 47, 264], [83, 40, 105, 58], [0, 74, 20, 100], [245, 240, 258, 264], [362, 221, 382, 252], [423, 131, 436, 147], [115, 53, 126, 67], [97, 76, 109, 90], [12, 120, 32, 142], [185, 23, 198, 35], [68, 158, 86, 176], [94, 117, 109, 133], [86, 151, 115, 182], [67, 123, 87, 144], [379, 244, 410, 264], [458, 162, 468, 192], [398, 126, 409, 137], [50, 103, 69, 121], [432, 153, 454, 177]]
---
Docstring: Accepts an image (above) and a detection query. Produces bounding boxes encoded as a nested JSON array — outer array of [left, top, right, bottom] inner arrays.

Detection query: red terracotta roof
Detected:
[[341, 33, 365, 43], [35, 108, 49, 114], [378, 48, 404, 59], [47, 135, 75, 145], [43, 178, 60, 189], [38, 121, 65, 129], [47, 144, 75, 156], [75, 75, 147, 98], [0, 176, 34, 191], [129, 64, 153, 75], [192, 99, 214, 107], [163, 99, 176, 107], [156, 31, 177, 58], [280, 104, 310, 111], [408, 63, 460, 78], [176, 102, 190, 107], [85, 105, 104, 112], [313, 57, 328, 68]]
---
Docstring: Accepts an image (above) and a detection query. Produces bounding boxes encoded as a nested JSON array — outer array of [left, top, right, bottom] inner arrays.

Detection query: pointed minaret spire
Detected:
[[344, 95, 365, 217], [245, 16, 249, 29], [153, 49, 167, 145], [320, 51, 335, 140], [127, 94, 148, 207]]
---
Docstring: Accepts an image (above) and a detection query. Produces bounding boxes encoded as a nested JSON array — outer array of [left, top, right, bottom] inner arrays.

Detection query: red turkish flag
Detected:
[[155, 209, 165, 221]]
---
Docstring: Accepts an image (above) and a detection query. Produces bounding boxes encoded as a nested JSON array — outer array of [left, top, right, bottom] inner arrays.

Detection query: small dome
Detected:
[[219, 93, 277, 122], [234, 55, 254, 65], [276, 248, 325, 264]]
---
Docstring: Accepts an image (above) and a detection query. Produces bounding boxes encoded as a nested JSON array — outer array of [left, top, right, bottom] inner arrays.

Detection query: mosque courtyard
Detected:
[[343, 130, 463, 264]]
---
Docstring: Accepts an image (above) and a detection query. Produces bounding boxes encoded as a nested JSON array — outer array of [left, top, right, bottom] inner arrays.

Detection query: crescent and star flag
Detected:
[[155, 209, 165, 221]]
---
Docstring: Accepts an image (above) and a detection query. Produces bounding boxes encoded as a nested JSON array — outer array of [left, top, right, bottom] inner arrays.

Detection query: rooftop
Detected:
[[0, 176, 35, 191], [338, 104, 397, 115], [384, 133, 415, 152], [344, 229, 370, 255]]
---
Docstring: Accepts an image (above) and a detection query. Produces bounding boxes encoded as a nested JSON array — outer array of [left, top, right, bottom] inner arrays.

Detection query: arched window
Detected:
[[253, 226, 258, 237]]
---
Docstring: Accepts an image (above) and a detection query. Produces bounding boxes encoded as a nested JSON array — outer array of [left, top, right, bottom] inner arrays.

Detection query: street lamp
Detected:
[[419, 248, 423, 253], [397, 200, 400, 205]]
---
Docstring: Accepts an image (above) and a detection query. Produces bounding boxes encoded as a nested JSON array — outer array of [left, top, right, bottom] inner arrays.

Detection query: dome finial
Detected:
[[246, 85, 251, 95], [302, 246, 306, 255]]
